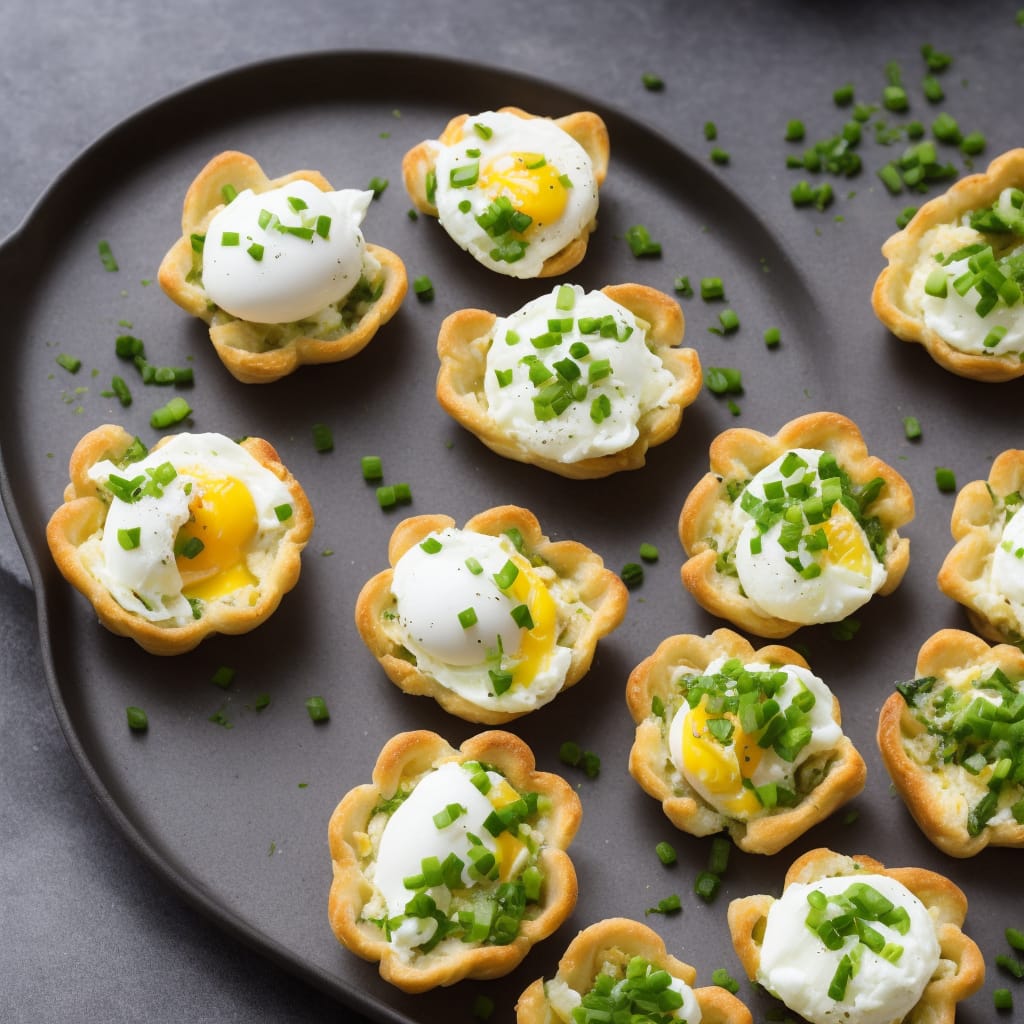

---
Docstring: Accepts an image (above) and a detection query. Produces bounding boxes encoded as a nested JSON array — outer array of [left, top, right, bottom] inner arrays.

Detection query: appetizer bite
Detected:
[[402, 107, 609, 278], [627, 629, 865, 855], [937, 449, 1024, 645], [355, 506, 628, 724], [45, 425, 312, 655], [436, 282, 701, 479], [328, 729, 580, 993], [878, 628, 1024, 857], [516, 917, 753, 1024], [158, 150, 407, 383], [872, 147, 1024, 382], [679, 412, 913, 638], [728, 848, 984, 1024]]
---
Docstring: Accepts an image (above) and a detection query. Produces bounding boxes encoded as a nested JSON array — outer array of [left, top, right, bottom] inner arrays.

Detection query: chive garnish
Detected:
[[367, 176, 389, 198], [655, 841, 676, 865], [117, 527, 141, 550], [312, 424, 334, 453], [222, 184, 238, 204], [211, 666, 236, 689], [457, 607, 478, 629], [97, 240, 119, 271], [221, 231, 240, 246], [305, 696, 330, 722], [56, 354, 81, 374], [274, 503, 293, 522], [903, 416, 922, 440], [626, 224, 662, 257], [621, 563, 644, 588], [639, 543, 659, 563], [149, 397, 191, 429], [247, 242, 264, 261], [315, 215, 331, 239], [413, 275, 434, 301], [994, 989, 1013, 1011], [709, 147, 730, 164], [126, 706, 148, 731], [420, 537, 442, 554], [510, 604, 534, 629], [711, 968, 740, 994], [700, 277, 725, 300], [641, 72, 664, 91], [704, 121, 717, 140], [645, 894, 681, 916], [764, 327, 781, 348], [376, 485, 396, 509], [936, 467, 957, 492]]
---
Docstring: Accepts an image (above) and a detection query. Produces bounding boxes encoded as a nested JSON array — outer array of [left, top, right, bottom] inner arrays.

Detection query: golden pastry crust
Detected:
[[728, 848, 984, 1024], [327, 729, 581, 993], [626, 628, 866, 855], [403, 106, 610, 279], [45, 424, 313, 656], [515, 917, 753, 1024], [436, 283, 701, 479], [679, 411, 914, 638], [157, 150, 407, 383], [937, 449, 1024, 644], [877, 628, 1024, 857], [354, 506, 628, 724], [871, 147, 1024, 382]]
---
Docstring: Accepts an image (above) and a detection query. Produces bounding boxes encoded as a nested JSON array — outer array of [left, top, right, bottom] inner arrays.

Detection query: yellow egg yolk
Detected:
[[487, 778, 529, 882], [820, 505, 874, 578], [175, 468, 259, 601], [506, 557, 558, 690], [680, 695, 764, 817], [477, 152, 568, 230]]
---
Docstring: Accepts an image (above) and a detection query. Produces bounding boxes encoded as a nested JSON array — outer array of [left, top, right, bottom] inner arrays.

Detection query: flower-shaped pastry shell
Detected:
[[45, 424, 313, 656], [516, 917, 753, 1024], [158, 150, 407, 383], [877, 628, 1024, 857], [728, 848, 984, 1024], [437, 283, 701, 479], [937, 449, 1024, 644], [679, 411, 914, 638], [402, 106, 610, 279], [871, 147, 1024, 382], [355, 506, 628, 724], [627, 628, 865, 854], [327, 729, 581, 993]]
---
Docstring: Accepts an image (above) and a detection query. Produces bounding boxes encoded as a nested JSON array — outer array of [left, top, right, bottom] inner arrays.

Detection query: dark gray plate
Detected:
[[0, 52, 1013, 1024]]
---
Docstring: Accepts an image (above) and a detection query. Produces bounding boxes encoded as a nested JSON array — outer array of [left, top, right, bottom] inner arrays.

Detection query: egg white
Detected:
[[732, 448, 886, 623], [667, 656, 842, 820], [758, 873, 940, 1024], [482, 284, 675, 463], [387, 527, 573, 713], [202, 180, 374, 323], [82, 433, 293, 625], [433, 110, 599, 278]]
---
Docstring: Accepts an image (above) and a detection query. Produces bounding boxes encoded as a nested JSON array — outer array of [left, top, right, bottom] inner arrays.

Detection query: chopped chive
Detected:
[[274, 503, 293, 522], [360, 455, 383, 481], [376, 485, 396, 509], [393, 482, 411, 503], [222, 184, 238, 204], [1007, 928, 1024, 951], [764, 326, 781, 348], [126, 706, 148, 731], [559, 740, 582, 766], [896, 206, 918, 229], [449, 162, 479, 188], [465, 557, 483, 575], [495, 367, 513, 388], [97, 240, 119, 271], [830, 617, 861, 641], [704, 121, 717, 140], [700, 277, 725, 300], [645, 894, 681, 916], [621, 562, 644, 588], [211, 666, 236, 689], [305, 696, 330, 722], [706, 366, 743, 394], [932, 112, 961, 143], [510, 604, 534, 629], [111, 376, 132, 407], [994, 989, 1013, 1012], [935, 467, 957, 493], [923, 75, 944, 102], [221, 231, 240, 246], [189, 233, 205, 253], [175, 536, 204, 559], [315, 215, 331, 239], [641, 72, 664, 91], [960, 131, 986, 155], [367, 176, 388, 198], [877, 163, 904, 194], [674, 275, 693, 297], [149, 396, 191, 429], [247, 242, 264, 261], [312, 424, 334, 453], [56, 353, 81, 374], [711, 968, 739, 994], [626, 224, 662, 257], [420, 537, 442, 554], [409, 274, 434, 304], [709, 147, 730, 164], [785, 119, 806, 141], [924, 269, 948, 297], [655, 841, 677, 865], [903, 416, 922, 440], [493, 560, 519, 590], [472, 121, 493, 140], [457, 607, 478, 629], [996, 954, 1024, 980], [117, 527, 141, 550], [717, 309, 740, 333], [639, 542, 659, 562], [555, 284, 576, 311], [833, 83, 854, 105], [882, 85, 908, 111], [694, 870, 721, 902], [258, 209, 273, 229], [286, 195, 307, 212]]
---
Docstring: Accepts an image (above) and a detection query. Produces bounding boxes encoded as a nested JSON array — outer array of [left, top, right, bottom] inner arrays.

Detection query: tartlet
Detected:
[[871, 147, 1024, 382], [937, 448, 1024, 645], [436, 282, 701, 479], [45, 424, 313, 655], [516, 917, 753, 1024], [327, 729, 581, 993], [158, 150, 407, 383], [627, 628, 866, 855], [877, 628, 1024, 857], [728, 848, 984, 1024], [679, 411, 913, 638], [402, 106, 609, 279], [354, 506, 628, 725]]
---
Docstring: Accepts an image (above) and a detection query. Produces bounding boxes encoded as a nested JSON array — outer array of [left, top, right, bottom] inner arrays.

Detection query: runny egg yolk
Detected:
[[487, 777, 529, 882], [477, 152, 568, 229], [681, 695, 764, 817], [175, 467, 259, 601], [819, 505, 874, 578], [506, 557, 558, 690]]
